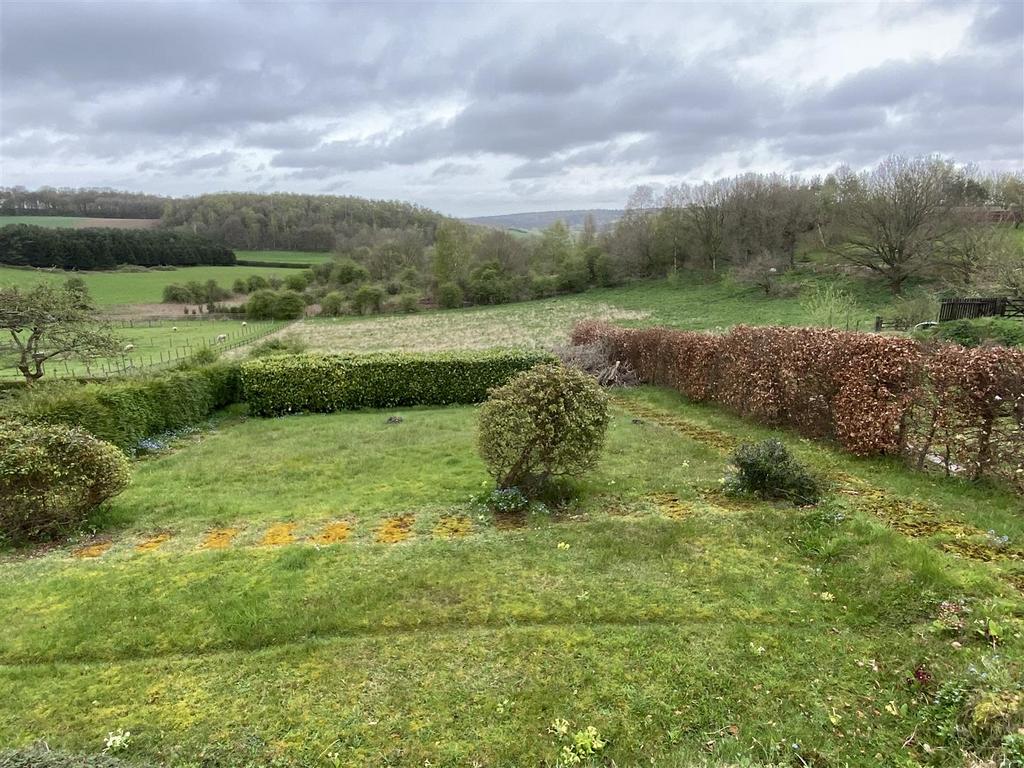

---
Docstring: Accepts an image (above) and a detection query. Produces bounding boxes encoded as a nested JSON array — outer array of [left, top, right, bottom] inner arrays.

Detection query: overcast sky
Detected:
[[1, 1, 1021, 217]]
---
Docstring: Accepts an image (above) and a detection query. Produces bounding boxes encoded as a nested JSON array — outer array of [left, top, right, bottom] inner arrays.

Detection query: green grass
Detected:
[[0, 215, 86, 228], [0, 264, 298, 306], [1, 390, 1020, 766], [0, 319, 284, 379], [235, 250, 333, 264]]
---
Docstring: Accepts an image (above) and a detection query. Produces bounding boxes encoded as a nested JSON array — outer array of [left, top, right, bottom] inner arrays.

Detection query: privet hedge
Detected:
[[241, 351, 554, 416], [574, 321, 1024, 490], [12, 363, 241, 452]]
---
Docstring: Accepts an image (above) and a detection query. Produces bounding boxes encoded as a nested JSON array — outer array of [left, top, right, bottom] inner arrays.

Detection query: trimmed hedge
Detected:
[[12, 363, 241, 452], [574, 320, 1024, 490], [242, 351, 554, 416]]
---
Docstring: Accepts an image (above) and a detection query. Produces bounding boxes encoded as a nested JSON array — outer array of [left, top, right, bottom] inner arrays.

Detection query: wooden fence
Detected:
[[938, 297, 1024, 322]]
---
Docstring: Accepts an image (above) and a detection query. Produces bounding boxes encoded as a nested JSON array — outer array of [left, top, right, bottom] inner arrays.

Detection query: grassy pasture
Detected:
[[1, 390, 1020, 766], [0, 318, 283, 379], [0, 264, 297, 306]]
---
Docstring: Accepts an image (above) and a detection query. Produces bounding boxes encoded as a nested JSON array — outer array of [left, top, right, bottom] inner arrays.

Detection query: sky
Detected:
[[1, 1, 1022, 217]]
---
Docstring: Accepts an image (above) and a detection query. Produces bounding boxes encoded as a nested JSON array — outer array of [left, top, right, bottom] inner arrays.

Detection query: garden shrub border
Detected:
[[574, 321, 1024, 490], [241, 351, 554, 416]]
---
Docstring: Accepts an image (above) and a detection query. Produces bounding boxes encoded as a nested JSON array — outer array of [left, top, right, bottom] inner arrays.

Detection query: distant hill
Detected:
[[464, 209, 623, 233]]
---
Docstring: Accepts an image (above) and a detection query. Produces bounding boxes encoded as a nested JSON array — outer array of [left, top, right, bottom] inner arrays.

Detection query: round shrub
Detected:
[[246, 289, 279, 319], [477, 363, 609, 495], [725, 438, 822, 505], [274, 289, 307, 319], [319, 290, 346, 316], [0, 420, 131, 543], [353, 284, 385, 315], [437, 282, 464, 309]]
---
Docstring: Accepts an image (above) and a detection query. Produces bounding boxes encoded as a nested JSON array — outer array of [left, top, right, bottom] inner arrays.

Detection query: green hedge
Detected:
[[12, 363, 241, 452], [241, 351, 554, 416]]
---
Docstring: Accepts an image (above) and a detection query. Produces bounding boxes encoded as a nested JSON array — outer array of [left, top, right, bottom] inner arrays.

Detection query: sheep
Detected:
[[172, 326, 178, 332], [123, 344, 135, 352], [241, 321, 247, 327], [216, 334, 228, 343]]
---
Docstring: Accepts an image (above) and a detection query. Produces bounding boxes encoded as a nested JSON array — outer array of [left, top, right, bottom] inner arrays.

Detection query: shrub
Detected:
[[0, 420, 131, 543], [437, 282, 464, 309], [274, 290, 306, 319], [284, 273, 309, 292], [352, 284, 385, 315], [330, 258, 369, 286], [162, 283, 197, 303], [477, 363, 609, 494], [241, 351, 552, 416], [12, 363, 241, 452], [246, 275, 269, 292], [933, 318, 1024, 348], [396, 292, 420, 313], [249, 335, 308, 358], [246, 289, 305, 320], [478, 487, 531, 515], [319, 291, 346, 316], [726, 439, 822, 504]]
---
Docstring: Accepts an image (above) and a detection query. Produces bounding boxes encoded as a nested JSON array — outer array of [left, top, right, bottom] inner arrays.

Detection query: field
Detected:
[[247, 275, 895, 356], [1, 390, 1021, 766], [0, 318, 283, 379], [0, 264, 298, 306], [235, 250, 333, 264], [0, 215, 159, 229]]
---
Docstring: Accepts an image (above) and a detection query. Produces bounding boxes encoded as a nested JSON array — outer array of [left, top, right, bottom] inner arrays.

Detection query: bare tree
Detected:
[[830, 155, 968, 294]]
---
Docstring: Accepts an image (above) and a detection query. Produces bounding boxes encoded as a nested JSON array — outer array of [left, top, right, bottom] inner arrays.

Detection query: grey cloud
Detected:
[[431, 162, 480, 179]]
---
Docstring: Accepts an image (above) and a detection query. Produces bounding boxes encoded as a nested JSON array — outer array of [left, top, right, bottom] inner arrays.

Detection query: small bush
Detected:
[[352, 284, 385, 315], [0, 420, 131, 543], [180, 347, 220, 367], [242, 351, 552, 416], [437, 282, 464, 309], [477, 363, 609, 494], [478, 487, 531, 515], [246, 289, 305, 320], [933, 318, 1024, 348], [396, 292, 420, 313], [249, 335, 308, 358], [726, 439, 822, 504], [319, 291, 346, 316]]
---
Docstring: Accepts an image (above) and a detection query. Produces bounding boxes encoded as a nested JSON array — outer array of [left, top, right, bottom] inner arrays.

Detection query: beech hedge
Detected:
[[574, 321, 1024, 490], [12, 363, 241, 452], [241, 351, 553, 416]]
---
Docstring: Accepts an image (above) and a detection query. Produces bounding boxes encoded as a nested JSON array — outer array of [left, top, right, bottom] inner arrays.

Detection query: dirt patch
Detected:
[[494, 512, 528, 530], [260, 523, 298, 547], [72, 541, 112, 559], [135, 532, 173, 553], [433, 515, 473, 539], [376, 515, 414, 544], [310, 521, 353, 545], [199, 527, 241, 550], [646, 492, 691, 520], [617, 400, 737, 452]]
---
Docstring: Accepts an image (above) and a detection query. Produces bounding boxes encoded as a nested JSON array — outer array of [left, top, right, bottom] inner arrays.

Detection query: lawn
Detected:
[[235, 250, 333, 264], [1, 389, 1020, 766], [0, 318, 284, 379], [0, 215, 159, 229], [0, 264, 298, 306]]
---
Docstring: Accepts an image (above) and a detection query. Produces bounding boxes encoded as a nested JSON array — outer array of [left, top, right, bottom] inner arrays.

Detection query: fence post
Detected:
[[874, 316, 883, 333]]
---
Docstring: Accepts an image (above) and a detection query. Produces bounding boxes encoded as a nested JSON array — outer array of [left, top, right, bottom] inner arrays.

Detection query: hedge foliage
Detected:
[[0, 420, 131, 543], [0, 224, 235, 269], [11, 363, 241, 452], [574, 321, 1024, 490], [242, 351, 553, 416]]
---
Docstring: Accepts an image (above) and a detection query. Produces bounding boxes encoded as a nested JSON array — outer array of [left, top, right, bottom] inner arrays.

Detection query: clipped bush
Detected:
[[477, 363, 609, 494], [726, 439, 822, 504], [242, 351, 552, 416], [246, 289, 305, 320], [0, 420, 131, 543], [12, 363, 241, 452]]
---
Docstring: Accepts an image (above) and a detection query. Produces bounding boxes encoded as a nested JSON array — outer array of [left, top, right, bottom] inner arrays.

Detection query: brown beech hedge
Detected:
[[573, 321, 1024, 490]]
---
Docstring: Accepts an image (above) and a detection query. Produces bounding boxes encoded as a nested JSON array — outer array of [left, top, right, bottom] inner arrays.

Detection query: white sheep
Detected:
[[241, 321, 247, 327], [216, 334, 228, 343], [123, 344, 135, 352], [172, 326, 178, 332]]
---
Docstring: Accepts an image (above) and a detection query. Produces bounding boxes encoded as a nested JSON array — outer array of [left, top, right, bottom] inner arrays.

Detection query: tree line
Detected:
[[0, 225, 235, 270], [0, 187, 167, 219]]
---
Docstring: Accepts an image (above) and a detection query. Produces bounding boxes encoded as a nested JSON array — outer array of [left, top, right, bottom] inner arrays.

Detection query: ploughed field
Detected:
[[1, 389, 1021, 766]]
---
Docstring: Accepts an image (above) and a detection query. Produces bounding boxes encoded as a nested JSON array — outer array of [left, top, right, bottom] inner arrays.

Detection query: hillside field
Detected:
[[0, 215, 160, 229], [0, 264, 298, 306], [235, 250, 333, 264]]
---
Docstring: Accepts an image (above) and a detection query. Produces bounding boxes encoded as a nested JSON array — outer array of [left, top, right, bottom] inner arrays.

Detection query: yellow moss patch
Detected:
[[617, 401, 737, 452], [433, 515, 473, 539], [260, 523, 298, 547], [73, 541, 112, 559], [199, 527, 241, 550], [376, 515, 414, 544], [135, 532, 172, 553], [646, 492, 691, 520], [310, 521, 352, 545], [494, 512, 527, 530]]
